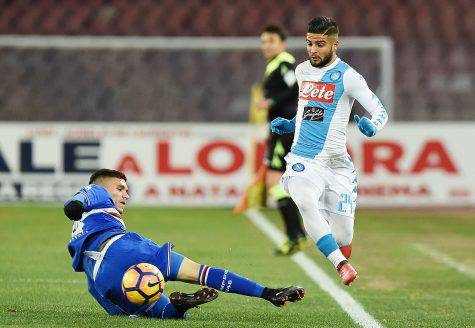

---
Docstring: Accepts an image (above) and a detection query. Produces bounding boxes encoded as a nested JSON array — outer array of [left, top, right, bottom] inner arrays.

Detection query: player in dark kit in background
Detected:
[[257, 25, 307, 255]]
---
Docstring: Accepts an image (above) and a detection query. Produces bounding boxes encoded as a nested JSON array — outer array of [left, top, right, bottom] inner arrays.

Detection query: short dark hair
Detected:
[[262, 24, 287, 41], [307, 17, 339, 36], [89, 169, 127, 184]]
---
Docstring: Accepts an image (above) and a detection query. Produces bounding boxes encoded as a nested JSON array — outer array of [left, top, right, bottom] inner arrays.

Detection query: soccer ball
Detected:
[[121, 263, 165, 306]]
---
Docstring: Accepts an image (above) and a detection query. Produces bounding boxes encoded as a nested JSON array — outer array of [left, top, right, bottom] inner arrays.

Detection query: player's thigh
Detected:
[[322, 209, 354, 246], [323, 167, 357, 218], [281, 157, 325, 207], [287, 176, 323, 212]]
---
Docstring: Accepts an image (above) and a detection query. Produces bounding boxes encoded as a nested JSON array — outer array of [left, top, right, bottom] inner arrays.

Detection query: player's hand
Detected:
[[271, 117, 295, 134], [64, 200, 85, 221], [354, 115, 377, 137]]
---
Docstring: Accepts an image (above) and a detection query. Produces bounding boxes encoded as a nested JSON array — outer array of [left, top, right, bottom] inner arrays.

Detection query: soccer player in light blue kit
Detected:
[[271, 17, 388, 285], [65, 169, 304, 319]]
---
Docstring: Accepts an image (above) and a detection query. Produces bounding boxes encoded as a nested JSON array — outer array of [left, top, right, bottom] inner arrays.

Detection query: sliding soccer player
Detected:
[[65, 169, 304, 319]]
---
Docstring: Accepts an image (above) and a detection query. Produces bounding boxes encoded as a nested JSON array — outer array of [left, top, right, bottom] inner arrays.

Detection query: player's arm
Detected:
[[63, 184, 114, 221], [267, 62, 298, 108], [64, 191, 88, 221], [345, 69, 388, 137]]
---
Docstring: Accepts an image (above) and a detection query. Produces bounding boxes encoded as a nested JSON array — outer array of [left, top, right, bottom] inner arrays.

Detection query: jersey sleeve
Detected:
[[344, 68, 388, 131], [64, 184, 115, 212]]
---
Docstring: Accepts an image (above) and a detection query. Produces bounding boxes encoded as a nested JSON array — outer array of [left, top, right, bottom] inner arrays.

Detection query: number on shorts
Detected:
[[338, 193, 354, 215]]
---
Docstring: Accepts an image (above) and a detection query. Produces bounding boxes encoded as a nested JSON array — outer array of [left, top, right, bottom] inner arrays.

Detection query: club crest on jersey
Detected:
[[292, 163, 305, 172], [330, 71, 341, 81], [299, 81, 335, 103]]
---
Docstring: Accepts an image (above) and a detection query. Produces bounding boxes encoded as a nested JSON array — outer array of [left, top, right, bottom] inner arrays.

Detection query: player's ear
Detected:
[[333, 39, 339, 51]]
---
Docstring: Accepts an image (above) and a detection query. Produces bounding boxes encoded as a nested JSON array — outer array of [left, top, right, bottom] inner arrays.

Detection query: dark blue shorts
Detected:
[[83, 232, 185, 315]]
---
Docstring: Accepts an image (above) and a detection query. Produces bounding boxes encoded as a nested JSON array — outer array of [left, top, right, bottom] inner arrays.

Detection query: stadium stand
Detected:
[[0, 0, 473, 121]]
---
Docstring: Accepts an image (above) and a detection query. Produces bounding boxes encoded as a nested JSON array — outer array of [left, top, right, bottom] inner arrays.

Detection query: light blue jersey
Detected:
[[292, 58, 388, 160]]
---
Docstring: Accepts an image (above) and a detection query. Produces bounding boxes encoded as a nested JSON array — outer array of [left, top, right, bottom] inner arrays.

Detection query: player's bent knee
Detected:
[[328, 212, 354, 247]]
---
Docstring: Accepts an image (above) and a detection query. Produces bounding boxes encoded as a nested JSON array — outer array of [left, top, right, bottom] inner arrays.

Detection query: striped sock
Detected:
[[198, 265, 265, 298]]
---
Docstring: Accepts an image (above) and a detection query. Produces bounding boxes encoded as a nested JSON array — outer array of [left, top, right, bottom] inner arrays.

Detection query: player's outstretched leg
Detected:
[[287, 176, 358, 286], [272, 193, 307, 256], [198, 264, 305, 307], [176, 258, 305, 307]]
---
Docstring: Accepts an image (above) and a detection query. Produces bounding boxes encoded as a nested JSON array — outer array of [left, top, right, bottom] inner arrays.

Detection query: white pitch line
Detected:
[[413, 243, 475, 279], [245, 209, 384, 328]]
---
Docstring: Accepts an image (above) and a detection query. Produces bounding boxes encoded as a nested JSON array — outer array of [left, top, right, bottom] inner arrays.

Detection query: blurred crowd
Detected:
[[0, 0, 473, 121]]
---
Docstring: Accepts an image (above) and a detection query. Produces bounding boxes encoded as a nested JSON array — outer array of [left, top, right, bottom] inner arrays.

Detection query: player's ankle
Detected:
[[337, 260, 348, 271], [261, 287, 275, 300]]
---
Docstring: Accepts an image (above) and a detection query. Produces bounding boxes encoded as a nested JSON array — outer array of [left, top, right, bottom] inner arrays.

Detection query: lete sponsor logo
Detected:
[[299, 81, 335, 103]]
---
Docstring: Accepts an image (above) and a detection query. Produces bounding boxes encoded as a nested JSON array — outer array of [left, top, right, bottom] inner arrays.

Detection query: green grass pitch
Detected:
[[0, 206, 474, 327]]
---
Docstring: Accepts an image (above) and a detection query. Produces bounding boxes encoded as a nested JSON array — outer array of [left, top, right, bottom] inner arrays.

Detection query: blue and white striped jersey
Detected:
[[291, 57, 388, 160]]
